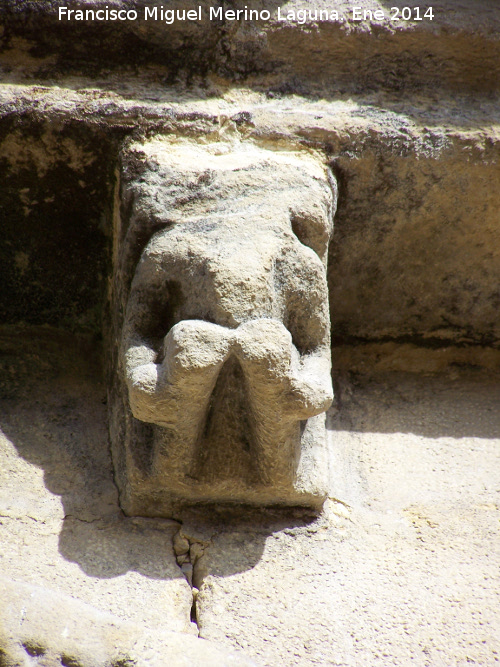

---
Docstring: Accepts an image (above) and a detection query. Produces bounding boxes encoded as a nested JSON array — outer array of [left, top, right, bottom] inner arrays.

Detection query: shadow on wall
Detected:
[[0, 329, 316, 582], [3, 328, 500, 587], [328, 150, 500, 347], [1, 330, 500, 584], [328, 367, 500, 440], [0, 118, 115, 335], [0, 330, 178, 581]]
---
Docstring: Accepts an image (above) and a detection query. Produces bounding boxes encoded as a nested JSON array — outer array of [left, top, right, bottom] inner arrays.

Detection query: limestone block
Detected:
[[110, 139, 337, 516]]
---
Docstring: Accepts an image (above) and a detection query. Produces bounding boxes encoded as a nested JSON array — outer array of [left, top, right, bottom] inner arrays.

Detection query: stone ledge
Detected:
[[1, 87, 499, 346], [1, 1, 499, 93]]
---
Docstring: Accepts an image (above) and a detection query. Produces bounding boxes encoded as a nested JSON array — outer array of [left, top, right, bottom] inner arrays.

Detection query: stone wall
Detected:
[[1, 2, 499, 665], [1, 91, 499, 346]]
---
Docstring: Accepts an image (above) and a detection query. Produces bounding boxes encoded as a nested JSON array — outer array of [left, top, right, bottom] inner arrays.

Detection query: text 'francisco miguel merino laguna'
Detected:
[[59, 6, 345, 23], [58, 5, 435, 23]]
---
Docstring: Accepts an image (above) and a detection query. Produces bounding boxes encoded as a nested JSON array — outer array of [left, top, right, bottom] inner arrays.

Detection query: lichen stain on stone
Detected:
[[0, 130, 96, 178]]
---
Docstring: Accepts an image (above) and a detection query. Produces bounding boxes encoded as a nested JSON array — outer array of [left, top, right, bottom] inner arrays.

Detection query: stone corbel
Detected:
[[109, 138, 337, 516]]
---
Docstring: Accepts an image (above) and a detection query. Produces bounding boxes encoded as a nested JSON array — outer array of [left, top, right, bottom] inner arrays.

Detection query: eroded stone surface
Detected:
[[2, 1, 500, 93], [1, 87, 499, 347], [0, 576, 257, 667], [1, 4, 499, 660], [2, 334, 499, 665], [111, 139, 336, 515], [0, 332, 195, 637]]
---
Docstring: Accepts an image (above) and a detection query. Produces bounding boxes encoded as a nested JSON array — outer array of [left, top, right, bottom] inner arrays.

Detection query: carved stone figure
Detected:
[[110, 139, 337, 516]]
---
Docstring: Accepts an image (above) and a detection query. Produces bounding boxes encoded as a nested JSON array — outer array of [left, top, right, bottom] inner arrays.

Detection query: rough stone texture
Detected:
[[0, 577, 257, 667], [329, 145, 500, 345], [0, 119, 115, 333], [1, 87, 498, 347], [2, 1, 500, 94], [2, 332, 499, 665], [112, 140, 335, 514], [1, 2, 499, 664], [0, 330, 257, 665], [194, 358, 500, 666], [0, 331, 191, 633]]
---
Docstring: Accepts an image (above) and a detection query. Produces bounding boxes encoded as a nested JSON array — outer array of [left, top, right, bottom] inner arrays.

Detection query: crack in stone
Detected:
[[172, 526, 212, 634], [63, 515, 104, 524]]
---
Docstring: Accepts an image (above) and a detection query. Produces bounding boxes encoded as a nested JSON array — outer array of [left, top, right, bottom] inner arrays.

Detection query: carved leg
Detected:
[[233, 318, 333, 488], [234, 319, 306, 487], [126, 320, 232, 476]]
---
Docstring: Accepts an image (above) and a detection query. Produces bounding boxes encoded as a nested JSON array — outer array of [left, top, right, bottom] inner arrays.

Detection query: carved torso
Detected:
[[134, 214, 327, 351]]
